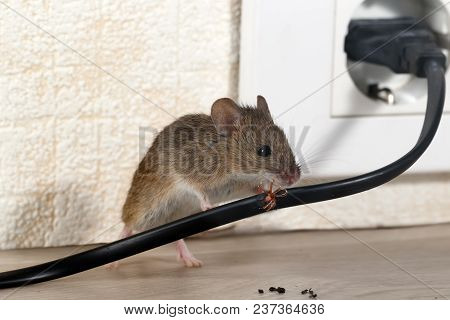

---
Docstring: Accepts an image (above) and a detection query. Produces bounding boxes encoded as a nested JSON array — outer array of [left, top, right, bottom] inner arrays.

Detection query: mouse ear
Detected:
[[257, 95, 273, 121], [211, 98, 241, 136]]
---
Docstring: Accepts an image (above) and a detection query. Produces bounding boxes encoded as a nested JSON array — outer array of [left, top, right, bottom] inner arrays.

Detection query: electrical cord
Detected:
[[0, 18, 446, 288]]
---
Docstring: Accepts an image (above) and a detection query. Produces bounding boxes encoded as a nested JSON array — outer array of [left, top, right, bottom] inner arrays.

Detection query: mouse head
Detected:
[[211, 95, 300, 187]]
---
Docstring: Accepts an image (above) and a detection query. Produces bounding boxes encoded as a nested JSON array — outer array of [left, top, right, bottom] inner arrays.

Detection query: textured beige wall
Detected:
[[0, 0, 240, 249], [1, 1, 450, 250]]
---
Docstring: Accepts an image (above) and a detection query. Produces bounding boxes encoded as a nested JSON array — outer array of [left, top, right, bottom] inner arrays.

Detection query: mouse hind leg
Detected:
[[112, 177, 206, 269], [169, 184, 207, 267], [106, 225, 135, 269], [175, 239, 203, 267]]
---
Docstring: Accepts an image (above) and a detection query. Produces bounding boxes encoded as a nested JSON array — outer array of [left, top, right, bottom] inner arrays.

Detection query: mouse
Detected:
[[116, 95, 300, 268]]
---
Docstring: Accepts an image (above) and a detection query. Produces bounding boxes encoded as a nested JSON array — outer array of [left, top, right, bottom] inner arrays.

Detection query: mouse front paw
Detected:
[[257, 181, 288, 211], [256, 185, 266, 194]]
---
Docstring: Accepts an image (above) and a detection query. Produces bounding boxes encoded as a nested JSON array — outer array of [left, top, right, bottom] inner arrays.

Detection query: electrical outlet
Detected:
[[331, 0, 450, 117], [239, 0, 450, 176]]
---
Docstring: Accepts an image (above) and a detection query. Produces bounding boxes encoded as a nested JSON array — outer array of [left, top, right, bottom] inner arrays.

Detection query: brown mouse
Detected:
[[117, 95, 300, 267]]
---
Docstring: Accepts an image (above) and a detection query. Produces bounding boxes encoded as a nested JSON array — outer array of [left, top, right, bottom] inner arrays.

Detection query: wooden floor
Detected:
[[1, 224, 450, 299]]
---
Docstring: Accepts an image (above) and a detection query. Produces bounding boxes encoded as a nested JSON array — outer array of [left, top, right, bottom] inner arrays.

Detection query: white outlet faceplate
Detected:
[[332, 0, 450, 117], [239, 0, 450, 177]]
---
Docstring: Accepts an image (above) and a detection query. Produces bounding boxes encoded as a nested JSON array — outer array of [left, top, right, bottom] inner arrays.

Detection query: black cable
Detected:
[[0, 18, 446, 289], [0, 59, 444, 289]]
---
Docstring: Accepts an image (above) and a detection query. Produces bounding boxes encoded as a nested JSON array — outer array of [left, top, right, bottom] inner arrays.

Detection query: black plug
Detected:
[[344, 17, 446, 78]]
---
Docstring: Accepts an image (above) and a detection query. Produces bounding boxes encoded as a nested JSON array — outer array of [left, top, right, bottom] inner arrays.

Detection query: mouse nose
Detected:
[[280, 168, 300, 186], [288, 169, 300, 185]]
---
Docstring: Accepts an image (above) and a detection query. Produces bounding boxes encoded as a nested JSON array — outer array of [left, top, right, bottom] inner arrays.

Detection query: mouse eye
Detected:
[[257, 145, 271, 157]]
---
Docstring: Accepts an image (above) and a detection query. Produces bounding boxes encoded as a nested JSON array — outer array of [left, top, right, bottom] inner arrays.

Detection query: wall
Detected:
[[1, 0, 449, 250], [0, 0, 240, 249]]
